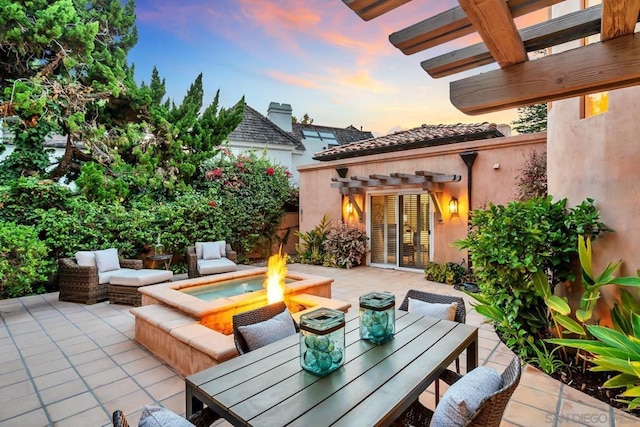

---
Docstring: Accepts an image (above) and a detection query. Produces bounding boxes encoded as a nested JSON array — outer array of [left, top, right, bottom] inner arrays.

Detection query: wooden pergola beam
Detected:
[[389, 0, 562, 55], [602, 0, 640, 41], [458, 0, 527, 67], [422, 5, 606, 78], [343, 0, 412, 22], [450, 32, 640, 115]]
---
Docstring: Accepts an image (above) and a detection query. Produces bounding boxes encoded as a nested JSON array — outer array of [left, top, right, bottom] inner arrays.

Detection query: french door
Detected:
[[369, 193, 432, 269]]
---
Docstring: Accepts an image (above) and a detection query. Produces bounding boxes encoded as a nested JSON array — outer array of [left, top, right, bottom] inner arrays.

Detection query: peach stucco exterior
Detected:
[[297, 132, 546, 267]]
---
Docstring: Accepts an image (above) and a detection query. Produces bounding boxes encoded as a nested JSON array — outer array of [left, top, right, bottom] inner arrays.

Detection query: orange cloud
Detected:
[[265, 70, 322, 89]]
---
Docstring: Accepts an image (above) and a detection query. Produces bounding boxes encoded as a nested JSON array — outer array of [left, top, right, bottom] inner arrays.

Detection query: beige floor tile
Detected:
[[102, 340, 140, 356], [503, 400, 556, 426], [0, 408, 48, 427], [52, 405, 110, 427], [46, 391, 99, 423], [24, 349, 65, 366], [103, 389, 155, 417], [75, 357, 119, 376], [111, 347, 151, 365], [160, 392, 187, 417], [39, 378, 88, 405], [93, 377, 141, 403], [65, 343, 102, 359], [558, 399, 611, 426], [27, 356, 71, 378], [20, 341, 60, 357], [83, 366, 128, 389], [0, 359, 24, 375], [511, 384, 560, 414], [0, 368, 29, 388], [0, 380, 35, 403], [121, 355, 163, 375], [144, 376, 185, 401], [0, 392, 42, 421], [33, 368, 80, 390], [134, 365, 177, 387]]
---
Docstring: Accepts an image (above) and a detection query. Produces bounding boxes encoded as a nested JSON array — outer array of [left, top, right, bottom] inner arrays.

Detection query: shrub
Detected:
[[295, 215, 330, 265], [424, 261, 466, 284], [323, 222, 368, 269], [455, 197, 608, 358], [0, 221, 52, 298]]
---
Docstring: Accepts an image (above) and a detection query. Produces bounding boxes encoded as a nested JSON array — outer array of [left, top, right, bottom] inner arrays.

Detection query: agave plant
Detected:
[[548, 312, 640, 409]]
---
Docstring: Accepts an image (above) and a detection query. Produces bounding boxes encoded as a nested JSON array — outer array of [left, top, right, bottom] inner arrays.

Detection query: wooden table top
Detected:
[[186, 309, 478, 427]]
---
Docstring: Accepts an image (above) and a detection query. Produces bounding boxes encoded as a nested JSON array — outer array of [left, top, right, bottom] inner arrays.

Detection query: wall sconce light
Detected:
[[345, 201, 354, 215], [449, 197, 458, 215]]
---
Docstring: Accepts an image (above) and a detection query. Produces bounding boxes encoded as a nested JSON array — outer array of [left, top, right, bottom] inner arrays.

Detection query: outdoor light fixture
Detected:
[[346, 201, 354, 215], [449, 197, 458, 215]]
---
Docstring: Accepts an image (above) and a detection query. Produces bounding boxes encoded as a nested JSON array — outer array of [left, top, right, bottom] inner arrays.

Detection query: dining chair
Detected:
[[391, 356, 521, 427], [112, 406, 219, 427], [232, 301, 300, 355], [399, 289, 466, 403]]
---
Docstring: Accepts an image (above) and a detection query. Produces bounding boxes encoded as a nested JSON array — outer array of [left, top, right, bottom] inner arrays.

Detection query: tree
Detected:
[[0, 0, 137, 180], [292, 113, 314, 124], [511, 103, 547, 134]]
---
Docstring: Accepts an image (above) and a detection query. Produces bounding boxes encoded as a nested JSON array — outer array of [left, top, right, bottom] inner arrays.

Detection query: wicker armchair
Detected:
[[187, 243, 237, 278], [400, 289, 466, 403], [232, 301, 300, 355], [112, 407, 219, 427], [391, 356, 521, 427], [58, 257, 142, 304]]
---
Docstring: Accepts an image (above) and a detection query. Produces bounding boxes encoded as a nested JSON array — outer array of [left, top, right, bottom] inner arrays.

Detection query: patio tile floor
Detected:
[[0, 264, 637, 427]]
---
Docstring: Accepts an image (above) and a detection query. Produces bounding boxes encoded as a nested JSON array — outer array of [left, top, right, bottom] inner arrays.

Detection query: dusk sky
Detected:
[[128, 0, 545, 136]]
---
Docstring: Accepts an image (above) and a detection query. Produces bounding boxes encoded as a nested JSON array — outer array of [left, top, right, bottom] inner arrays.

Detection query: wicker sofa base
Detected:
[[109, 284, 148, 306], [59, 284, 108, 305]]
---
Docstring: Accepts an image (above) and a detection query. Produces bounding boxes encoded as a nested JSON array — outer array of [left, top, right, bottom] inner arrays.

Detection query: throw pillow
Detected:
[[75, 251, 96, 267], [94, 248, 120, 273], [430, 367, 502, 426], [138, 405, 194, 427], [213, 240, 227, 257], [195, 241, 206, 259], [408, 298, 458, 321], [238, 309, 297, 352], [202, 242, 221, 260]]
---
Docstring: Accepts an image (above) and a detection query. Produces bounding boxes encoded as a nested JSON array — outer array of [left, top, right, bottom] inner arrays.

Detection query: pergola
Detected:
[[343, 0, 640, 115]]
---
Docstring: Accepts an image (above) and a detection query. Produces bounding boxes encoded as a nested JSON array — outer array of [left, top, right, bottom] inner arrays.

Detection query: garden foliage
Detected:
[[296, 217, 367, 269], [423, 261, 466, 284]]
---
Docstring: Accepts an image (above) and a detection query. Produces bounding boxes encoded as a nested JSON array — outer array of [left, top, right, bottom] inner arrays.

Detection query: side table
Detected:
[[147, 253, 173, 270]]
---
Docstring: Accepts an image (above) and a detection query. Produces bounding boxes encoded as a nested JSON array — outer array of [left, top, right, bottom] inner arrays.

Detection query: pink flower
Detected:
[[209, 201, 216, 207], [213, 168, 223, 177], [266, 167, 275, 176], [285, 170, 292, 178], [236, 162, 244, 169], [205, 170, 215, 179]]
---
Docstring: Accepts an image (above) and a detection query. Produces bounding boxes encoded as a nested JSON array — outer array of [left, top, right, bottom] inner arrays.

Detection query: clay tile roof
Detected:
[[228, 104, 301, 148], [313, 122, 503, 161]]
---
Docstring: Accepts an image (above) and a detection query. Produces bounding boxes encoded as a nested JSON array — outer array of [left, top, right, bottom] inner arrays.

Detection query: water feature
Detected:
[[182, 274, 295, 300]]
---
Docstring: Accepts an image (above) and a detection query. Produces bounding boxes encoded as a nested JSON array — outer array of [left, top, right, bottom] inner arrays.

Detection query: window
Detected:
[[301, 129, 337, 142], [583, 0, 608, 117]]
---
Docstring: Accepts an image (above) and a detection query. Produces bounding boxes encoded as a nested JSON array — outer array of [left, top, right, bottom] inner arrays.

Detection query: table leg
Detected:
[[186, 385, 203, 417], [466, 329, 478, 370]]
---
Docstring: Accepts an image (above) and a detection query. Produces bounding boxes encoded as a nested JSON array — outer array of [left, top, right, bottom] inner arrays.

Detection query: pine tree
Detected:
[[511, 103, 547, 134]]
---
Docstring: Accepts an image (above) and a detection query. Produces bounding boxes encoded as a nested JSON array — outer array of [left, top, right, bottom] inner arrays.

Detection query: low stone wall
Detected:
[[131, 294, 351, 377]]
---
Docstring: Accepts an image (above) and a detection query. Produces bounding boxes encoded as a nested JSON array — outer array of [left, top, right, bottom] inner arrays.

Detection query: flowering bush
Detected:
[[199, 149, 295, 258], [323, 222, 368, 269]]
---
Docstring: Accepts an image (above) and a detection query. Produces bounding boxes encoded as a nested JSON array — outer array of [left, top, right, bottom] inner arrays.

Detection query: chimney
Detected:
[[267, 102, 293, 132]]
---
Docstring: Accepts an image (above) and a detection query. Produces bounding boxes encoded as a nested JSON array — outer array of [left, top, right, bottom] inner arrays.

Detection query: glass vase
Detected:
[[359, 291, 395, 344], [300, 307, 345, 376]]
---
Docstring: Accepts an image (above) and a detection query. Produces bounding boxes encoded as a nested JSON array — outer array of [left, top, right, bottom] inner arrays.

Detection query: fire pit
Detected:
[[131, 256, 350, 376]]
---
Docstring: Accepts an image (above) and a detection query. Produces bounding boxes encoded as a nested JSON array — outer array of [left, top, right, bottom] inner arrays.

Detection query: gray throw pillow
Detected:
[[202, 242, 221, 260], [94, 248, 120, 273], [138, 405, 194, 427], [238, 309, 297, 351], [430, 367, 502, 426], [408, 298, 458, 321]]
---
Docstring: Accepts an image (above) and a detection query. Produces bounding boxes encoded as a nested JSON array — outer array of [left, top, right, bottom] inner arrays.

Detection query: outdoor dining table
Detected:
[[185, 309, 478, 426]]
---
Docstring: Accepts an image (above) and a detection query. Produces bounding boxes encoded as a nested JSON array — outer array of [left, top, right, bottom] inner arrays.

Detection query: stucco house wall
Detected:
[[298, 132, 546, 267]]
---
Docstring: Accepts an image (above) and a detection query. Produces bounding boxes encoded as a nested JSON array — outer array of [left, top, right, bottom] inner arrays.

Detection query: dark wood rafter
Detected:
[[422, 5, 608, 78], [344, 0, 640, 114], [450, 32, 640, 115], [343, 0, 412, 21], [458, 0, 527, 67], [389, 0, 563, 55]]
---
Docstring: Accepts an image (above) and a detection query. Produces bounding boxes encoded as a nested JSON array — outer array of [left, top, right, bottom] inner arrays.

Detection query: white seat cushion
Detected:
[[197, 257, 237, 275], [75, 251, 96, 267], [98, 268, 137, 285], [202, 242, 221, 260], [109, 269, 173, 286]]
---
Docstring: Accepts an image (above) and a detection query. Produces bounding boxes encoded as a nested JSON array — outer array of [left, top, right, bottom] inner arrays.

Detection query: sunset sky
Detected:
[[128, 0, 545, 136]]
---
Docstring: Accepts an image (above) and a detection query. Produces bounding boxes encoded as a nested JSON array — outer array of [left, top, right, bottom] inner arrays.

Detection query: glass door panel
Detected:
[[370, 195, 397, 265]]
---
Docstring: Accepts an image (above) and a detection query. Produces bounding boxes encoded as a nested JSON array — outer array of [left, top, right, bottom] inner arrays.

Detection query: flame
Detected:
[[265, 249, 287, 304]]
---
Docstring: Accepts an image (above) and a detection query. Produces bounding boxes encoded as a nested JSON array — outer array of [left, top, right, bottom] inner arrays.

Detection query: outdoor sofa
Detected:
[[58, 248, 173, 305], [187, 241, 237, 278]]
